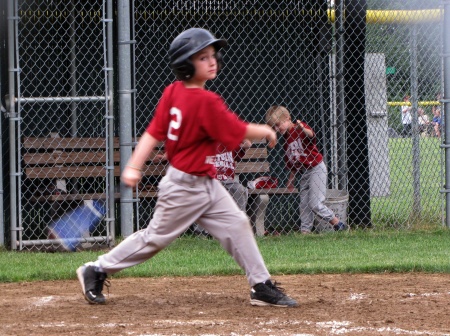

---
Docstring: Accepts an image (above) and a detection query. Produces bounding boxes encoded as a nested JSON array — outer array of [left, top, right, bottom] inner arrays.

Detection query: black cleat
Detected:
[[250, 280, 298, 307], [76, 262, 109, 304]]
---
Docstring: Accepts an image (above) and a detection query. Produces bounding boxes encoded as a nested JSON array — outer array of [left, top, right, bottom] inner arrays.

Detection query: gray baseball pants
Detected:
[[221, 179, 249, 211], [299, 161, 335, 232], [98, 166, 270, 286]]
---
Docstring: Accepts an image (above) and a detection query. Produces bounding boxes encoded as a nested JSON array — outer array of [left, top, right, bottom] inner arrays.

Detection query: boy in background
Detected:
[[215, 139, 252, 211], [266, 105, 348, 234], [193, 140, 251, 235], [76, 28, 297, 308]]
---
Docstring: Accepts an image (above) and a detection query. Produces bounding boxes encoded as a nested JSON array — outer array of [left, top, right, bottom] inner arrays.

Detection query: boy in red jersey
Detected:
[[266, 105, 348, 234], [76, 28, 297, 308]]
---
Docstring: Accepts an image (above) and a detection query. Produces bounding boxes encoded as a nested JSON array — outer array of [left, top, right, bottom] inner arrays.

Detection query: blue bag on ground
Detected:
[[49, 200, 106, 251]]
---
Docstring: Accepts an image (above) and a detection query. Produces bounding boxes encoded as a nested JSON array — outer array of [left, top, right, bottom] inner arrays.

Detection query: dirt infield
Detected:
[[1, 273, 449, 335]]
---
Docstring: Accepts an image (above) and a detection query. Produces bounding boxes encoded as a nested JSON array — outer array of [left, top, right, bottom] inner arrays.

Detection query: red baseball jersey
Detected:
[[283, 123, 323, 171], [147, 81, 247, 177], [214, 143, 246, 181]]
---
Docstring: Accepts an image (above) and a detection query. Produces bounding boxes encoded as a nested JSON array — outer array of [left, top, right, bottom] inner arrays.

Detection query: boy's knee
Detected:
[[231, 211, 252, 233], [237, 210, 249, 225], [309, 201, 322, 213]]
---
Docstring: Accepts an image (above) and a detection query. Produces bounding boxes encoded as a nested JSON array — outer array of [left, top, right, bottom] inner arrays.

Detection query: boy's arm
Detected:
[[122, 132, 160, 187], [153, 151, 168, 163], [240, 139, 252, 149], [234, 139, 252, 161], [296, 121, 314, 138], [287, 171, 296, 191], [245, 124, 277, 148]]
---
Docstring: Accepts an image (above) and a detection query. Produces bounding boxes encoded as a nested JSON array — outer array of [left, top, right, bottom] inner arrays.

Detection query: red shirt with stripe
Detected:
[[146, 81, 248, 178], [283, 124, 323, 171]]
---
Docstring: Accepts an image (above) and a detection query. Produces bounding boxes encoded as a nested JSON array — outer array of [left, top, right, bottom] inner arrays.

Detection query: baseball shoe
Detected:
[[334, 222, 349, 231], [250, 280, 298, 307], [76, 262, 109, 304]]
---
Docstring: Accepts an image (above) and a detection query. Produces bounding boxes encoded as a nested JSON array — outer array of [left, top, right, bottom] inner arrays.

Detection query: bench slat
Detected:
[[25, 161, 269, 179], [25, 164, 168, 179], [30, 188, 297, 202], [235, 161, 270, 174], [249, 188, 298, 195], [22, 137, 165, 150], [23, 150, 166, 166], [242, 148, 267, 159], [23, 137, 116, 150], [30, 191, 159, 203], [23, 151, 108, 165]]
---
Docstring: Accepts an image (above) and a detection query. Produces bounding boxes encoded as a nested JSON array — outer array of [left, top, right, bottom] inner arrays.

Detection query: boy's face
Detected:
[[272, 117, 291, 135], [190, 45, 219, 82]]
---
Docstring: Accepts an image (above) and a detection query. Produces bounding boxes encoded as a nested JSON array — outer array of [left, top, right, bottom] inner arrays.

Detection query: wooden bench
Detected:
[[22, 136, 297, 235]]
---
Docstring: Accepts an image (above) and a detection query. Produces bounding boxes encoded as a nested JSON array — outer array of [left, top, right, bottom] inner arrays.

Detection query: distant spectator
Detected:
[[417, 108, 430, 136], [400, 95, 412, 137], [432, 106, 442, 138]]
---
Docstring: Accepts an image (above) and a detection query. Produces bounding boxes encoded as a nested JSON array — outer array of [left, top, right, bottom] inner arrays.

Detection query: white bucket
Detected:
[[314, 189, 349, 233]]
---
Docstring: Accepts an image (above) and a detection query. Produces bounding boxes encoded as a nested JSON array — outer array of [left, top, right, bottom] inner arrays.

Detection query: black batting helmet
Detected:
[[169, 28, 228, 80]]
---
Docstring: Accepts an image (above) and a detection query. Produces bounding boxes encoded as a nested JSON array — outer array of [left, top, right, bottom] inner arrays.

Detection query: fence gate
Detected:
[[6, 0, 114, 250]]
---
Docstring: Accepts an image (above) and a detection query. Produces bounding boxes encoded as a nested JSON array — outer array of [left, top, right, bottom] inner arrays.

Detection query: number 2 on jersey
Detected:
[[167, 107, 182, 141]]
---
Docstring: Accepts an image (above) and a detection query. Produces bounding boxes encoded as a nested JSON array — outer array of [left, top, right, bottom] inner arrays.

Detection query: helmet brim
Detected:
[[171, 38, 227, 65]]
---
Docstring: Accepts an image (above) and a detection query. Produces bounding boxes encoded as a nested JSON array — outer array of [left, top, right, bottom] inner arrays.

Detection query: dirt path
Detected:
[[1, 273, 449, 335]]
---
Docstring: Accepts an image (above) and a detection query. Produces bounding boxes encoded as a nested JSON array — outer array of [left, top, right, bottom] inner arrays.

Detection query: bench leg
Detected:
[[249, 195, 269, 237]]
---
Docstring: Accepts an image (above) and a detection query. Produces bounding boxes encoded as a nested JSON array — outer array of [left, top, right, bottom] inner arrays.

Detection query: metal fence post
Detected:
[[0, 56, 4, 247], [118, 0, 135, 237], [443, 0, 450, 228], [105, 0, 116, 244], [410, 23, 422, 215], [7, 0, 19, 249], [335, 0, 347, 191]]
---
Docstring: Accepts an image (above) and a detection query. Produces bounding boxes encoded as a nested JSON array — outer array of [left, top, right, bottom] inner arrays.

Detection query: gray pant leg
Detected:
[[299, 162, 334, 232], [195, 180, 248, 233], [221, 180, 249, 211], [98, 168, 211, 274], [299, 169, 315, 232], [197, 179, 270, 286]]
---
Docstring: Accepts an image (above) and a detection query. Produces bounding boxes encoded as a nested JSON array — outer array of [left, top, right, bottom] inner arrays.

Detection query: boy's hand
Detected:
[[296, 120, 314, 138], [121, 165, 143, 187], [265, 127, 277, 148], [296, 120, 305, 129], [287, 181, 295, 192]]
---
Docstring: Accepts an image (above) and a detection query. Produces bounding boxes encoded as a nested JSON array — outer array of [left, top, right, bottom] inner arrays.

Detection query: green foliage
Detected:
[[1, 230, 450, 283]]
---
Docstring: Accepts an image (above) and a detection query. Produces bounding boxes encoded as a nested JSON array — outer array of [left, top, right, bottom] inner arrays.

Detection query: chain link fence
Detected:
[[3, 0, 114, 251], [366, 1, 444, 229], [0, 0, 446, 250]]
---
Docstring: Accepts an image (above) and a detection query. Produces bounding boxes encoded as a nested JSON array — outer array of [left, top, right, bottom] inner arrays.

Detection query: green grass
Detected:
[[371, 137, 443, 228], [1, 229, 450, 283]]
